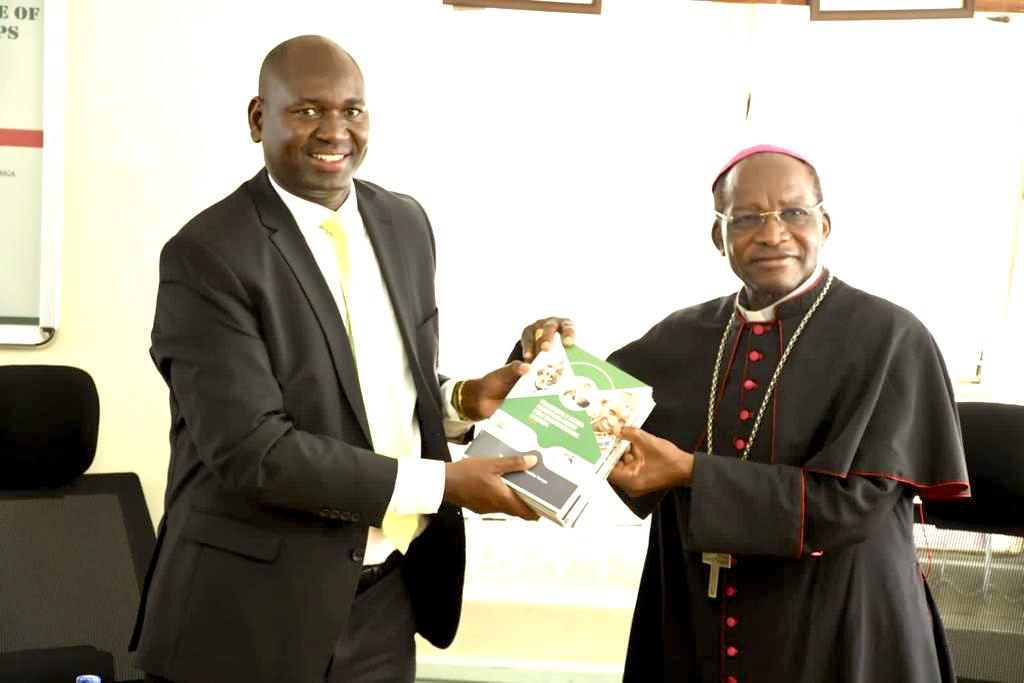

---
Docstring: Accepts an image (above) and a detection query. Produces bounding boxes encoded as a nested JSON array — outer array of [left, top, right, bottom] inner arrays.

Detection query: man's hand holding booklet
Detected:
[[465, 335, 655, 526]]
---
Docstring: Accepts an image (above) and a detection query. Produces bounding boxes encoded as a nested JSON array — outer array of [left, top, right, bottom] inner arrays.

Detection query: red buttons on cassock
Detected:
[[752, 324, 766, 335], [725, 585, 737, 597], [726, 616, 738, 628], [727, 646, 739, 657], [734, 438, 746, 450], [739, 409, 751, 421], [743, 379, 757, 390], [727, 677, 738, 683], [748, 350, 762, 361]]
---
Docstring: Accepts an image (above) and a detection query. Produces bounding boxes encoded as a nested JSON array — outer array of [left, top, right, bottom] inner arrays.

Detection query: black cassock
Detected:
[[608, 271, 969, 683]]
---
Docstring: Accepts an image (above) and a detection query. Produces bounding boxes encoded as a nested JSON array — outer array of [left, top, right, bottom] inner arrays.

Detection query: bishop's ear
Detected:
[[247, 97, 263, 143], [711, 221, 725, 255]]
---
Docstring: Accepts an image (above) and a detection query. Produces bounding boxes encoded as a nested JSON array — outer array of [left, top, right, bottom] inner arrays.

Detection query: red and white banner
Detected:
[[0, 1, 45, 325]]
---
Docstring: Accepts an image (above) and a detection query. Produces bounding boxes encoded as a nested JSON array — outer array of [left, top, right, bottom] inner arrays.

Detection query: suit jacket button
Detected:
[[351, 549, 364, 563]]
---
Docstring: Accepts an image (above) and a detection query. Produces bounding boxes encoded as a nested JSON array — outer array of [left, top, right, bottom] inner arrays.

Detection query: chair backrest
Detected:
[[0, 364, 99, 488], [916, 401, 1024, 683], [0, 365, 154, 683]]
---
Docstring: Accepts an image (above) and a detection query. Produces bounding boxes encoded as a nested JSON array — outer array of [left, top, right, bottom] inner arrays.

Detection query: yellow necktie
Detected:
[[320, 213, 419, 554]]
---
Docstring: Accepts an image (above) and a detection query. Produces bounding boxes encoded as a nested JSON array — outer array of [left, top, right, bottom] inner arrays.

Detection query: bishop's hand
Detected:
[[519, 317, 575, 362], [609, 427, 695, 497]]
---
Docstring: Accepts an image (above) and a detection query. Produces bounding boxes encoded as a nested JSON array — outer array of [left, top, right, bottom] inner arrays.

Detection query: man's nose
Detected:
[[317, 111, 351, 140], [755, 213, 789, 244]]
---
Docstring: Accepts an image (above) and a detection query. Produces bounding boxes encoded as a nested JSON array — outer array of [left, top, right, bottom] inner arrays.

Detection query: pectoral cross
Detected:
[[702, 552, 732, 599]]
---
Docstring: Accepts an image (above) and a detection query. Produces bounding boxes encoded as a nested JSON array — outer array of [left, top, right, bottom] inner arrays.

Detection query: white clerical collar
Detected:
[[266, 172, 361, 231], [736, 263, 825, 322]]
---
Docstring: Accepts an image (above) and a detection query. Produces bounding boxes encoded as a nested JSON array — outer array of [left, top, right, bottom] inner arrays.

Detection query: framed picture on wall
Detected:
[[442, 0, 601, 14], [810, 0, 974, 20], [0, 0, 64, 346]]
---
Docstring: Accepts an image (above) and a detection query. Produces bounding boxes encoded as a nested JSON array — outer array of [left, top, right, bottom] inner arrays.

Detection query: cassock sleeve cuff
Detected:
[[689, 452, 803, 557]]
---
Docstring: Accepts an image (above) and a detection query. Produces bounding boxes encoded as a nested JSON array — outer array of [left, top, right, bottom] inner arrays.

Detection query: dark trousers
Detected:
[[143, 563, 416, 683], [326, 565, 417, 683]]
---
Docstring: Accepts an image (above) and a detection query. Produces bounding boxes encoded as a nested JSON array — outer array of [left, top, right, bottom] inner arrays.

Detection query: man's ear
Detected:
[[711, 220, 725, 255], [820, 210, 831, 243], [248, 97, 263, 143]]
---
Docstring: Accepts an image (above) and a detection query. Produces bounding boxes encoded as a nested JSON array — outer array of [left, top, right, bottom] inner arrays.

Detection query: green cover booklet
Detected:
[[465, 336, 654, 526]]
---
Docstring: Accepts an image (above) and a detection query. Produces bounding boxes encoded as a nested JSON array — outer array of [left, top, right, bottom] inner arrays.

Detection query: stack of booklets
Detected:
[[465, 337, 655, 527]]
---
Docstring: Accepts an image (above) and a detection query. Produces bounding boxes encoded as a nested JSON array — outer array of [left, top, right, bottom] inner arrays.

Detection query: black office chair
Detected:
[[0, 365, 155, 683], [917, 401, 1024, 683]]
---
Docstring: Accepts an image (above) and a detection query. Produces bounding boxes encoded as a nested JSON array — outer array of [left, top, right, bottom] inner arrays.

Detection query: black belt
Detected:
[[357, 550, 403, 595]]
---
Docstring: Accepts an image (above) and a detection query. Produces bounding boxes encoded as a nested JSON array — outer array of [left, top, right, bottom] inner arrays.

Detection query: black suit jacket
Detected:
[[130, 170, 465, 683]]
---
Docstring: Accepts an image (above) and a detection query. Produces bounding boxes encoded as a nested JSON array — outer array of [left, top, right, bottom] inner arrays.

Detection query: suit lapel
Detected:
[[355, 181, 418, 350], [356, 181, 443, 432], [247, 170, 372, 444]]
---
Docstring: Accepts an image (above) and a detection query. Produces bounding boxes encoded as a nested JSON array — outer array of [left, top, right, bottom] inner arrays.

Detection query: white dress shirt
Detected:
[[268, 175, 468, 564]]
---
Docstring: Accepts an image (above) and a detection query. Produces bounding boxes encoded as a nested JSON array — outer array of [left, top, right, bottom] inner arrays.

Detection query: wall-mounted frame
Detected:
[[443, 0, 601, 14], [811, 0, 974, 20], [0, 0, 64, 346], [0, 0, 63, 347]]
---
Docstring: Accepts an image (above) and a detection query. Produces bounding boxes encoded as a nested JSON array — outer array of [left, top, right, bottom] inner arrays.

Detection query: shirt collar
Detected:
[[266, 172, 361, 233], [736, 263, 824, 322]]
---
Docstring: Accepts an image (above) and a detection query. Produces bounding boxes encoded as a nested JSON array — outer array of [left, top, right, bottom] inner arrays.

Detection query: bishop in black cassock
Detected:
[[603, 145, 969, 683]]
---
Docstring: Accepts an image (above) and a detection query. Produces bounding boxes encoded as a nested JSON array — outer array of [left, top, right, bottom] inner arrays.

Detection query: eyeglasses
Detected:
[[715, 201, 824, 233]]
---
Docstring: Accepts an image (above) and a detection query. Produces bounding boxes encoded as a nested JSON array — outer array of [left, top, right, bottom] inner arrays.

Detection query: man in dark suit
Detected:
[[130, 35, 540, 683]]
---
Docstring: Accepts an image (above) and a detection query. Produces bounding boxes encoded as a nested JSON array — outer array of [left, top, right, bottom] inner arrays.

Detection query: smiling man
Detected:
[[525, 144, 971, 682], [130, 35, 541, 683], [251, 39, 369, 210]]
